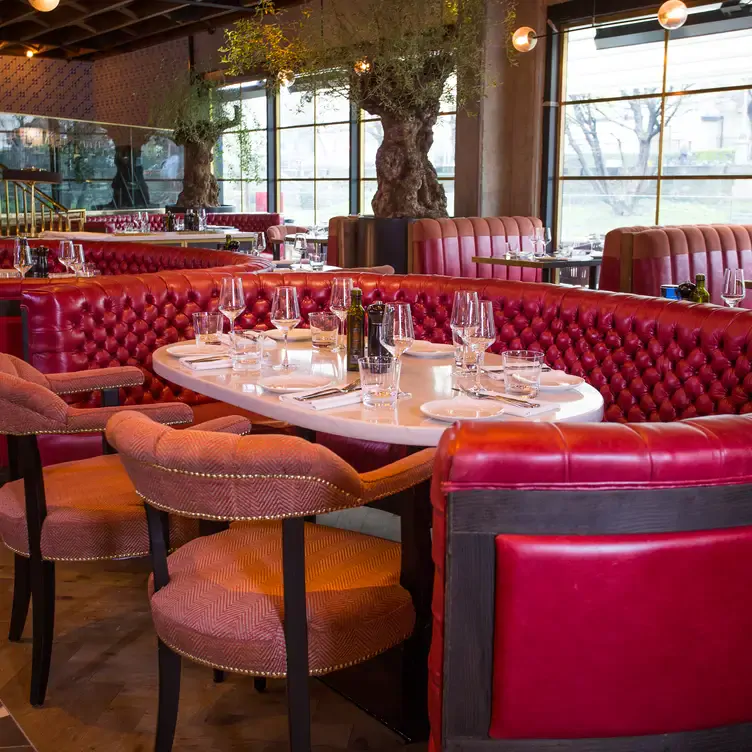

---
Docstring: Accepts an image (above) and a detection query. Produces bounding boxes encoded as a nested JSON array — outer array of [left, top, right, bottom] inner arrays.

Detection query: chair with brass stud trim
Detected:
[[106, 410, 436, 752], [0, 353, 252, 707]]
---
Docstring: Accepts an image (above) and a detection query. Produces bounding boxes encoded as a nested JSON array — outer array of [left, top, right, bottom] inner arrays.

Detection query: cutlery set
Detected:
[[452, 387, 540, 409], [293, 379, 362, 402]]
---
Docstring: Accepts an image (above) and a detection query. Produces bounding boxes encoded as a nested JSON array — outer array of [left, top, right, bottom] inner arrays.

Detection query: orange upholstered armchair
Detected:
[[107, 410, 436, 752], [601, 224, 752, 305], [411, 217, 544, 279]]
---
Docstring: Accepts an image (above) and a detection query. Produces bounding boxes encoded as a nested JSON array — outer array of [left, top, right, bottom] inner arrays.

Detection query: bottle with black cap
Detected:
[[346, 288, 366, 371], [367, 300, 388, 357]]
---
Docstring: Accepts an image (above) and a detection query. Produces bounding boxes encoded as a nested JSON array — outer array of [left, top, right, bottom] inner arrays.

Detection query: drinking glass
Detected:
[[722, 269, 745, 307], [507, 237, 521, 259], [309, 312, 339, 349], [450, 290, 480, 374], [359, 356, 399, 409], [231, 331, 262, 372], [529, 232, 543, 258], [71, 244, 86, 276], [380, 302, 414, 361], [271, 286, 301, 371], [462, 301, 497, 394], [330, 277, 353, 352], [198, 208, 207, 231], [308, 247, 325, 271], [536, 227, 552, 255], [218, 277, 245, 349], [13, 239, 32, 278], [192, 312, 223, 346], [294, 233, 307, 260], [502, 350, 545, 397], [58, 240, 75, 274], [556, 240, 574, 259], [254, 232, 267, 257]]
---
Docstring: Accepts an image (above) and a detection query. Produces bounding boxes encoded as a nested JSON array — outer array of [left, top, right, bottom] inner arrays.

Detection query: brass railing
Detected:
[[0, 165, 86, 237]]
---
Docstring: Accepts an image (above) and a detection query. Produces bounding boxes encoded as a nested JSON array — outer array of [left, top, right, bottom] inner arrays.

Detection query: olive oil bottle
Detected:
[[346, 288, 365, 371], [692, 274, 710, 304]]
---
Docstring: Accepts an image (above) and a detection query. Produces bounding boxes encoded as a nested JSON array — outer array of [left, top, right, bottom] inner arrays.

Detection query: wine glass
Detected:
[[255, 232, 267, 257], [58, 240, 74, 274], [13, 239, 32, 279], [294, 233, 307, 261], [380, 301, 414, 373], [330, 277, 353, 352], [536, 227, 552, 255], [71, 244, 86, 276], [218, 277, 246, 349], [270, 286, 301, 371], [722, 269, 745, 308], [462, 301, 497, 394], [450, 290, 479, 373]]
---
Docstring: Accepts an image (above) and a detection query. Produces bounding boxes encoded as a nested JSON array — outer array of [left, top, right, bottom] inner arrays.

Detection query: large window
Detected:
[[555, 13, 752, 245], [217, 77, 457, 225]]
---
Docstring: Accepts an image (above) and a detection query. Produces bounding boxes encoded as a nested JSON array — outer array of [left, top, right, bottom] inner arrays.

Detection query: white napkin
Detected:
[[480, 392, 559, 418], [180, 355, 233, 370], [280, 390, 363, 411]]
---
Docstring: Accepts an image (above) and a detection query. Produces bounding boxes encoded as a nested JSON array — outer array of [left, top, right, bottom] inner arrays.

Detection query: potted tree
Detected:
[[222, 0, 517, 269]]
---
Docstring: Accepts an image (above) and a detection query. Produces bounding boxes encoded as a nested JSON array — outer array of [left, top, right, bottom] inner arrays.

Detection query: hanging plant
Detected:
[[222, 0, 517, 219]]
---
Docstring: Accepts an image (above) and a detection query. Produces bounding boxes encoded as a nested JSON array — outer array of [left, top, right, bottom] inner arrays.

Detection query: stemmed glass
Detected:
[[294, 233, 307, 262], [271, 286, 301, 371], [330, 277, 353, 352], [536, 227, 552, 256], [58, 240, 75, 275], [381, 302, 415, 394], [450, 290, 479, 373], [70, 244, 86, 276], [462, 301, 497, 394], [218, 277, 246, 350], [13, 239, 32, 279], [722, 269, 745, 308], [254, 232, 266, 257]]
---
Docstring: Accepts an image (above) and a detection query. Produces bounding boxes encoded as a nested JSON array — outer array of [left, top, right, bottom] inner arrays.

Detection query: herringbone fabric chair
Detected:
[[0, 353, 252, 707], [106, 410, 437, 752]]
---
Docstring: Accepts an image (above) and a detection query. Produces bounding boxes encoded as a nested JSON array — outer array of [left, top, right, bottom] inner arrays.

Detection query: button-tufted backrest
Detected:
[[602, 224, 752, 305], [412, 217, 544, 280], [21, 271, 752, 423], [84, 212, 283, 234]]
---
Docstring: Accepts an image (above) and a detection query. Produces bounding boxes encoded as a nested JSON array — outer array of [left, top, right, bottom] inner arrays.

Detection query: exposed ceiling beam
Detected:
[[19, 0, 138, 41]]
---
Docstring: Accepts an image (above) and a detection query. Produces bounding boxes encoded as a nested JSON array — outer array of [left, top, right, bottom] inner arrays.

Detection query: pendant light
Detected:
[[512, 27, 538, 53], [28, 0, 60, 11], [657, 0, 689, 30]]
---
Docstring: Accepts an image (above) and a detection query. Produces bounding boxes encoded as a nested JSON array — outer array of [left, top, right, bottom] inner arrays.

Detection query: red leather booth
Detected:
[[601, 224, 752, 305], [431, 417, 752, 751], [84, 212, 283, 234], [411, 217, 544, 279]]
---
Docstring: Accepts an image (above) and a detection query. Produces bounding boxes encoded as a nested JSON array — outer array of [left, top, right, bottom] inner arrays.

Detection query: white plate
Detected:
[[420, 398, 504, 423], [258, 374, 332, 393], [165, 343, 228, 358], [404, 341, 455, 358], [539, 371, 585, 392], [266, 327, 312, 341]]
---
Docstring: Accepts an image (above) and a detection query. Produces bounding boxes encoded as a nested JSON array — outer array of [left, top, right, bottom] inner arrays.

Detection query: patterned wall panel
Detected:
[[0, 56, 94, 120], [92, 39, 190, 127]]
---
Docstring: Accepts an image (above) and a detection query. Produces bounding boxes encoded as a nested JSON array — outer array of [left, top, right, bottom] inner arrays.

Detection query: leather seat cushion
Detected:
[[150, 521, 415, 676], [0, 454, 196, 561]]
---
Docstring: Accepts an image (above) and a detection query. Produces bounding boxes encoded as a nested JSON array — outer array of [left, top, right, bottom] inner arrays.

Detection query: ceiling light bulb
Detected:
[[26, 49, 35, 58], [28, 0, 60, 11], [658, 0, 688, 30], [512, 27, 538, 53], [277, 70, 295, 88], [354, 58, 371, 75]]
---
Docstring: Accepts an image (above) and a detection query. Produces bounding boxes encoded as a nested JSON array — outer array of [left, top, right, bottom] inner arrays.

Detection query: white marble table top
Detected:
[[153, 340, 605, 447]]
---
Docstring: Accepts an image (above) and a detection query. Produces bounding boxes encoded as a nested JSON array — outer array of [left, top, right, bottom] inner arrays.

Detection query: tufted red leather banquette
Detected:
[[430, 417, 752, 751], [20, 271, 752, 424], [601, 224, 752, 305], [411, 217, 544, 280], [84, 212, 282, 234]]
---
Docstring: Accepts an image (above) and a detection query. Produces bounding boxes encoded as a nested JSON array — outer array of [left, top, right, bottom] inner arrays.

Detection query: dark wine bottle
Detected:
[[367, 301, 388, 357], [346, 288, 365, 372], [692, 274, 710, 304]]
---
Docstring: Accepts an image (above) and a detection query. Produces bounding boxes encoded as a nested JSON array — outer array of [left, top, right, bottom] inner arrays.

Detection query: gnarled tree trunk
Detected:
[[372, 111, 447, 219], [177, 140, 219, 208]]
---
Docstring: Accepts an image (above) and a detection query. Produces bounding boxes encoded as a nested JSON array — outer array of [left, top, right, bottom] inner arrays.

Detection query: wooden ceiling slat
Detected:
[[19, 1, 138, 42]]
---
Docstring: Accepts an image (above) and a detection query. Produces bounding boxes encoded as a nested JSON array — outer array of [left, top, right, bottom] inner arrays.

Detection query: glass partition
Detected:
[[0, 113, 183, 213]]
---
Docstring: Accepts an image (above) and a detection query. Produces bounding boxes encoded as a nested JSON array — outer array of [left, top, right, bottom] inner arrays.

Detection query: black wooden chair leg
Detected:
[[254, 677, 267, 693], [213, 669, 224, 684], [9, 554, 31, 642], [155, 639, 181, 752], [29, 559, 55, 707]]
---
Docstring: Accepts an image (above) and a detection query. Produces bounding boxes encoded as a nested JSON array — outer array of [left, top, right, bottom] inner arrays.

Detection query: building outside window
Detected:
[[556, 13, 752, 246]]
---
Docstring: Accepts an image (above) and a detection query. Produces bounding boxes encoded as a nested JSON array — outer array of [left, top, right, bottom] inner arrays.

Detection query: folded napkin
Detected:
[[480, 392, 559, 419], [180, 355, 233, 371], [280, 390, 363, 411]]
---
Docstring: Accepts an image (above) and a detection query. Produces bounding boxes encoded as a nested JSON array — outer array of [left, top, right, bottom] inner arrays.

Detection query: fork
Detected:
[[294, 379, 361, 402], [453, 387, 540, 409]]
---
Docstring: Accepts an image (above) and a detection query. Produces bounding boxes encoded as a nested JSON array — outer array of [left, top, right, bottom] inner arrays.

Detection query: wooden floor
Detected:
[[0, 542, 416, 752]]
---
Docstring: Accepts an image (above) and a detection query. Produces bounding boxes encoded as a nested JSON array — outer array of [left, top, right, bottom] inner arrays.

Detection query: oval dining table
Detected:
[[153, 335, 605, 742]]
